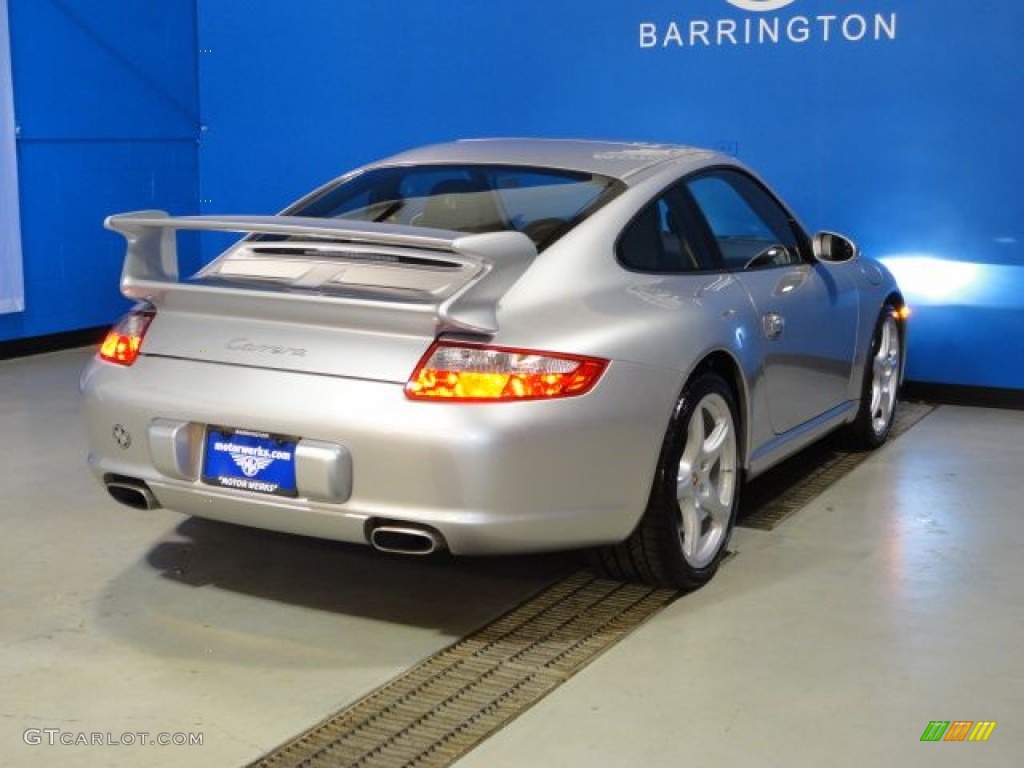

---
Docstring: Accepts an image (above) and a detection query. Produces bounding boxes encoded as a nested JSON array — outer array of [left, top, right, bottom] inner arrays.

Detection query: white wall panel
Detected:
[[0, 0, 24, 315]]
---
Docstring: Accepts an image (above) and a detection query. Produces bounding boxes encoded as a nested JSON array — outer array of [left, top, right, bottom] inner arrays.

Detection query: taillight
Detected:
[[98, 309, 155, 366], [406, 342, 607, 401]]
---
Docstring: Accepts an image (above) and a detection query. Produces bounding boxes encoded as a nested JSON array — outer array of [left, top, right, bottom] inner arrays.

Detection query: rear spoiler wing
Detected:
[[104, 211, 538, 334]]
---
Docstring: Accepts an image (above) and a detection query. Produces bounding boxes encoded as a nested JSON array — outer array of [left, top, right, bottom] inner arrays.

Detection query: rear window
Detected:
[[282, 164, 624, 250]]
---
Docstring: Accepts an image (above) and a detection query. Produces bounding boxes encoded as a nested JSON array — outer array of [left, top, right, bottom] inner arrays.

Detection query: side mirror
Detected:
[[812, 231, 859, 263]]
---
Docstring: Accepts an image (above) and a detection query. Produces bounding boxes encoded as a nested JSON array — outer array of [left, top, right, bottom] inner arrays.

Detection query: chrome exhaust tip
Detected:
[[105, 478, 159, 510], [368, 523, 446, 556]]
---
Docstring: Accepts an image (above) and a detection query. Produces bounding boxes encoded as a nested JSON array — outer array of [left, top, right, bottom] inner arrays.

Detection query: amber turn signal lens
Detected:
[[406, 342, 607, 401], [98, 310, 155, 366]]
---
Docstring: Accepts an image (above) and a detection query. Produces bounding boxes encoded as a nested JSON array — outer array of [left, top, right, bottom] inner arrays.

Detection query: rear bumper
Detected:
[[80, 354, 680, 554]]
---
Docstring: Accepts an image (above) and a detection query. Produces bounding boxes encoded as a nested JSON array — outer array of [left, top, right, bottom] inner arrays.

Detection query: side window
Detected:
[[618, 190, 713, 273], [687, 171, 803, 270]]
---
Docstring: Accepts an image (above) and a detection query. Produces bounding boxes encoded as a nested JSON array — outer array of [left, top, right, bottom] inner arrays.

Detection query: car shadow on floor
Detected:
[[92, 517, 581, 668], [151, 516, 575, 624]]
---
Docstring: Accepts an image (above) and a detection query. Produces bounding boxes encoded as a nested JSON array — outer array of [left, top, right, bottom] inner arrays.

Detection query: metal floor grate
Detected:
[[250, 404, 936, 767], [251, 571, 678, 768], [738, 401, 937, 531]]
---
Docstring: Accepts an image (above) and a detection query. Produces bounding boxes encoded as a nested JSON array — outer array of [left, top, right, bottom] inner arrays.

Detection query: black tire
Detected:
[[590, 372, 742, 590], [845, 304, 902, 450]]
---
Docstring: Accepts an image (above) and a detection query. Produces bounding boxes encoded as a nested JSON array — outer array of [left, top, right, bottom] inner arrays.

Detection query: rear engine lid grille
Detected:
[[198, 243, 474, 299]]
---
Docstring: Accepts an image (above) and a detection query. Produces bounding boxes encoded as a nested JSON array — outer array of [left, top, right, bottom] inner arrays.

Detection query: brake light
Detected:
[[98, 310, 155, 366], [406, 342, 607, 401]]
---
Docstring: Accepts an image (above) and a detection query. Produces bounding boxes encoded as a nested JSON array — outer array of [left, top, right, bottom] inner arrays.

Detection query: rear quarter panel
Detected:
[[489, 181, 772, 469]]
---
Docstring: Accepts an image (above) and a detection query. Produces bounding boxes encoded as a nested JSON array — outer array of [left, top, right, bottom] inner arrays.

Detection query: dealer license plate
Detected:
[[202, 427, 298, 497]]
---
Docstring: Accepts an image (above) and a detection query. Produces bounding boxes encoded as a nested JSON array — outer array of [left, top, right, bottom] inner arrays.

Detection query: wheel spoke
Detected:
[[679, 499, 706, 560], [870, 384, 882, 418], [875, 321, 890, 364], [701, 491, 732, 526], [676, 409, 703, 499], [687, 404, 707, 451], [702, 419, 730, 461], [676, 468, 694, 501]]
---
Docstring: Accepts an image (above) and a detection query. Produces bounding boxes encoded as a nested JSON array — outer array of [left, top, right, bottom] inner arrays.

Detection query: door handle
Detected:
[[762, 312, 785, 340]]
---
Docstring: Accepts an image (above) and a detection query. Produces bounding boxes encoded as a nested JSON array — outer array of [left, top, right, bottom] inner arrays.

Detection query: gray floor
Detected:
[[1, 348, 1021, 767]]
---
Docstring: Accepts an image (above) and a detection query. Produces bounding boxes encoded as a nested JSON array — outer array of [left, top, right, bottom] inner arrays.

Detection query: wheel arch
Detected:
[[883, 289, 908, 386]]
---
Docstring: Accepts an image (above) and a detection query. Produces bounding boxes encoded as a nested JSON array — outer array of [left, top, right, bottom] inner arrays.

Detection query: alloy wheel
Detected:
[[870, 315, 901, 436], [676, 392, 738, 569]]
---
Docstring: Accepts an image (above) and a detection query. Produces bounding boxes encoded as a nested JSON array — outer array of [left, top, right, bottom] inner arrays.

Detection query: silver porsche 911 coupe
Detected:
[[81, 139, 906, 590]]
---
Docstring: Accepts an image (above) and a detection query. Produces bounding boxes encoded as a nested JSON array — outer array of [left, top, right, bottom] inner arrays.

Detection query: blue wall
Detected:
[[5, 0, 1022, 389], [194, 0, 1024, 389], [0, 0, 198, 342]]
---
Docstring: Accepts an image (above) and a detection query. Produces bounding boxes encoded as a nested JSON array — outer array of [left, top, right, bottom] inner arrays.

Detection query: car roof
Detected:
[[370, 138, 728, 183]]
